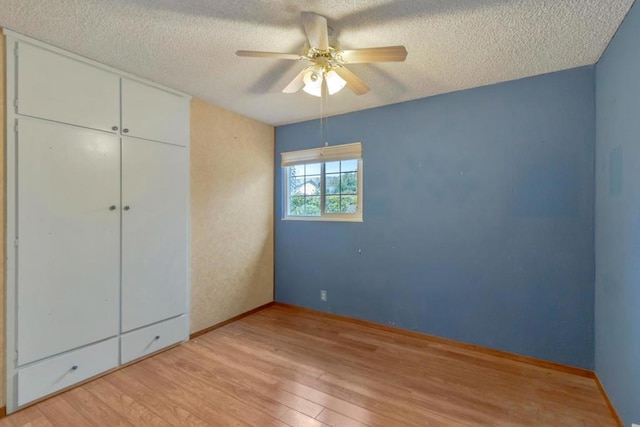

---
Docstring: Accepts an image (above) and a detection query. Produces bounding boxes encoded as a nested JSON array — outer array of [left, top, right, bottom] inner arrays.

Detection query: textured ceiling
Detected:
[[0, 0, 634, 125]]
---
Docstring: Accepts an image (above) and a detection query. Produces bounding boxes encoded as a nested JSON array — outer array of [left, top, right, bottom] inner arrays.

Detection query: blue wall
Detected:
[[595, 0, 640, 424], [275, 67, 596, 369]]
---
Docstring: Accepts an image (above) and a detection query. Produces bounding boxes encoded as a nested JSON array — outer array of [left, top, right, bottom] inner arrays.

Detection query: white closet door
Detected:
[[17, 119, 121, 366], [17, 42, 120, 133], [121, 79, 189, 146], [121, 137, 188, 332]]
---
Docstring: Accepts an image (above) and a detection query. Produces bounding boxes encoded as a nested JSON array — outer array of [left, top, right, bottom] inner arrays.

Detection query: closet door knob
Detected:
[[154, 335, 160, 341], [111, 126, 119, 131], [109, 205, 116, 211], [124, 206, 130, 211], [123, 128, 129, 133], [70, 365, 78, 372]]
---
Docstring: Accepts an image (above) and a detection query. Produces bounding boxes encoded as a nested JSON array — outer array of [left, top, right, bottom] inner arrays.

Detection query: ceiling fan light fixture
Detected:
[[301, 66, 346, 97], [302, 84, 323, 97], [325, 70, 347, 95], [302, 67, 324, 97]]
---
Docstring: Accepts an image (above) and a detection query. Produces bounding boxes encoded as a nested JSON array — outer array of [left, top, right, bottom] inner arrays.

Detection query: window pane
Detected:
[[305, 163, 321, 175], [290, 165, 305, 177], [326, 161, 340, 174], [306, 175, 321, 195], [291, 177, 307, 195], [289, 196, 305, 215], [326, 174, 340, 194], [305, 196, 321, 216], [325, 195, 340, 213], [341, 172, 358, 194], [341, 159, 358, 172], [341, 195, 358, 213], [287, 167, 297, 194]]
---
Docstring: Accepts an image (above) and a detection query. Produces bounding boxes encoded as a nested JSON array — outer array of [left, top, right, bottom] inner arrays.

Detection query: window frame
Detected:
[[282, 145, 363, 222]]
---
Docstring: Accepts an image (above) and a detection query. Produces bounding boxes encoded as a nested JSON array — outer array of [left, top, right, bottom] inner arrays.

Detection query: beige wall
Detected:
[[0, 36, 274, 405], [189, 98, 274, 333]]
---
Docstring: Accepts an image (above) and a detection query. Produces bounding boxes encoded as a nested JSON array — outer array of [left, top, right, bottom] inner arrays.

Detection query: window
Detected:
[[282, 142, 363, 222]]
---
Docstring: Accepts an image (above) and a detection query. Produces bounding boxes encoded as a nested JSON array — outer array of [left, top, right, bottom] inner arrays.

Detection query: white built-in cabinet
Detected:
[[4, 31, 191, 413], [121, 137, 189, 332]]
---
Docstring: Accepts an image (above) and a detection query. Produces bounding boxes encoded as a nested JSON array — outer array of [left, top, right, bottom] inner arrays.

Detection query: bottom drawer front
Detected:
[[121, 315, 187, 364], [18, 338, 118, 406]]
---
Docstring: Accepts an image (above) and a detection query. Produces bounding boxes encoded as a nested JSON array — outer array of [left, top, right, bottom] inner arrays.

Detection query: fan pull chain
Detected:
[[320, 84, 324, 146], [320, 79, 325, 146], [325, 82, 329, 146], [321, 78, 329, 146]]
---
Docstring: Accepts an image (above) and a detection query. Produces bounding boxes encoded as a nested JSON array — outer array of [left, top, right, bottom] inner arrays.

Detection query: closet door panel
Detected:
[[121, 79, 189, 146], [17, 119, 121, 366], [17, 43, 120, 132], [121, 137, 188, 332]]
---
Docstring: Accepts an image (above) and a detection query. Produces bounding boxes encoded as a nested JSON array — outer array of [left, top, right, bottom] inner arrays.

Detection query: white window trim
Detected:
[[282, 143, 363, 222]]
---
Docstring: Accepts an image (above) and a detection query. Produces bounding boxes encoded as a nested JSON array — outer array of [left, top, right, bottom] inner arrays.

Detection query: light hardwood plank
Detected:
[[1, 305, 617, 426], [161, 345, 325, 419], [0, 405, 53, 427], [36, 396, 93, 426], [104, 369, 212, 427], [122, 360, 253, 426], [138, 356, 288, 426], [279, 408, 328, 427], [62, 386, 134, 427], [83, 379, 171, 427], [316, 408, 368, 427]]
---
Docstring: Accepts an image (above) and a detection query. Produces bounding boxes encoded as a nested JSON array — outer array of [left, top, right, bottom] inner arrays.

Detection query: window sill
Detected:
[[282, 215, 363, 223]]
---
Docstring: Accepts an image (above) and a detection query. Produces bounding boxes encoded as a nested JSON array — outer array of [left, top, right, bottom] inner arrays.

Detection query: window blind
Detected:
[[281, 142, 362, 167]]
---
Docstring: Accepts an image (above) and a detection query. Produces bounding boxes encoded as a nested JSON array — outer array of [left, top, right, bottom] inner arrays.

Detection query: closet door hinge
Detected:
[[14, 98, 18, 110], [14, 45, 18, 57], [14, 120, 18, 133], [14, 239, 19, 248]]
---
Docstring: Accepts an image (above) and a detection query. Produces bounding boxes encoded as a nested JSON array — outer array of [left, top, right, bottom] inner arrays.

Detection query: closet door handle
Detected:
[[123, 128, 129, 133], [123, 206, 130, 211], [109, 205, 117, 211], [111, 126, 119, 131], [154, 335, 160, 341], [70, 365, 78, 372]]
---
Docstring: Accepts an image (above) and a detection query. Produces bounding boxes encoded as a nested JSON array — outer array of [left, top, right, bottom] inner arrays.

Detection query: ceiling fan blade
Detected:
[[333, 66, 370, 95], [236, 50, 304, 60], [340, 46, 408, 63], [236, 50, 302, 60], [282, 68, 308, 94], [301, 12, 329, 50]]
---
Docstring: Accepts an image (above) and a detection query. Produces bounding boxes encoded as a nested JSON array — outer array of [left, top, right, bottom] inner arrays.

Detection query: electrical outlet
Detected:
[[320, 290, 327, 302]]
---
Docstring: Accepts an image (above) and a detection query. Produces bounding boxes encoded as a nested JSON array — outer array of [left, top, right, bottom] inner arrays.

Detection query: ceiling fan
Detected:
[[236, 12, 408, 97]]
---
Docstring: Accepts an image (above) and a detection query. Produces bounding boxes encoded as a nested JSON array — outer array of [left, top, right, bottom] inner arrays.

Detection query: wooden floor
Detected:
[[2, 304, 616, 426]]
